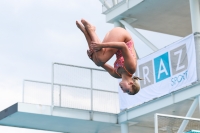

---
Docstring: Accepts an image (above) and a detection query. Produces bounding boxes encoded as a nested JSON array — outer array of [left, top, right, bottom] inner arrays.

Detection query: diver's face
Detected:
[[119, 81, 133, 94]]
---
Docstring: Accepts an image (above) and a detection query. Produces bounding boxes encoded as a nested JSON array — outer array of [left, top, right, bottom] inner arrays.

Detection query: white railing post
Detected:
[[154, 113, 158, 133], [112, 0, 117, 5], [59, 85, 61, 107], [51, 62, 54, 115], [22, 80, 25, 102], [199, 95, 200, 117], [90, 69, 93, 120]]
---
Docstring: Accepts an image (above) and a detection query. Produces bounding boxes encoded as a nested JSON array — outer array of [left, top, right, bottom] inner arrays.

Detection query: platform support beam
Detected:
[[121, 123, 129, 133], [119, 20, 158, 52], [114, 21, 125, 28], [177, 96, 199, 133]]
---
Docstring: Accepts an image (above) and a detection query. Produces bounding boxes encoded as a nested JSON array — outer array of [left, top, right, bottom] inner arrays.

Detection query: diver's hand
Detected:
[[91, 41, 102, 52]]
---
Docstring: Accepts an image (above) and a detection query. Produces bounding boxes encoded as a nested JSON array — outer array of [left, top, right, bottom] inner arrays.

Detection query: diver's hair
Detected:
[[129, 76, 143, 95]]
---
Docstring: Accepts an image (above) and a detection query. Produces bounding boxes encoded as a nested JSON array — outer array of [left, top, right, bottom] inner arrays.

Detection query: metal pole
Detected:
[[59, 85, 61, 107], [90, 69, 93, 120], [121, 110, 129, 133], [51, 63, 54, 115], [190, 0, 200, 81], [119, 20, 158, 51], [199, 95, 200, 117], [177, 97, 199, 133], [114, 21, 125, 28], [24, 79, 117, 93], [195, 34, 200, 80], [121, 123, 128, 133], [154, 114, 158, 133], [156, 113, 200, 121], [189, 0, 200, 33], [54, 62, 105, 71], [112, 0, 117, 5], [22, 80, 25, 102]]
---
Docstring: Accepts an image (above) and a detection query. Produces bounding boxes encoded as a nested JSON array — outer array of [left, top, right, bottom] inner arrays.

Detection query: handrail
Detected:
[[54, 62, 105, 71], [23, 79, 118, 94]]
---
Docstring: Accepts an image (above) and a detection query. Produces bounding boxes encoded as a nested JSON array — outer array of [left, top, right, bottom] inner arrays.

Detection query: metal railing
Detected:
[[22, 63, 120, 114], [23, 80, 61, 106], [155, 113, 200, 133], [101, 0, 125, 13]]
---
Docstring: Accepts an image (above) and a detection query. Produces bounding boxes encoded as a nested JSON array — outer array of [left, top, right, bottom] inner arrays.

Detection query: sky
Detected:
[[0, 0, 181, 132]]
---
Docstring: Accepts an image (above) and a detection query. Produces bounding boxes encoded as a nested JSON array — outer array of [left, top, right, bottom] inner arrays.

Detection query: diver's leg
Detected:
[[76, 21, 100, 65], [81, 19, 117, 64]]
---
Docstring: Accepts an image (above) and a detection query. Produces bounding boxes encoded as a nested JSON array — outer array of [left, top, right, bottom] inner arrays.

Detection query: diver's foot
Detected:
[[76, 21, 87, 34], [81, 19, 96, 33]]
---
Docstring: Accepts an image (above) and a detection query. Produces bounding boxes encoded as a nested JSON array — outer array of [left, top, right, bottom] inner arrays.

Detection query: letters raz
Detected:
[[138, 44, 188, 89]]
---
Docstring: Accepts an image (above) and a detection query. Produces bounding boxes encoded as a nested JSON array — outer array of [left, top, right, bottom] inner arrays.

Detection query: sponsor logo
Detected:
[[138, 44, 188, 89]]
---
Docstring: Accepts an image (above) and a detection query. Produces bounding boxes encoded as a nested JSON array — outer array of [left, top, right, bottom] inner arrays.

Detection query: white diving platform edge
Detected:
[[0, 103, 118, 133]]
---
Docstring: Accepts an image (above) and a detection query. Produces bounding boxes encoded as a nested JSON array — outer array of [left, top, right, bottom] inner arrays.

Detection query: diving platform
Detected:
[[0, 103, 118, 133]]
